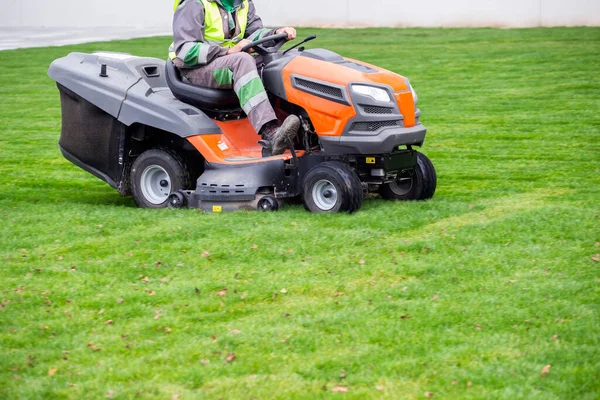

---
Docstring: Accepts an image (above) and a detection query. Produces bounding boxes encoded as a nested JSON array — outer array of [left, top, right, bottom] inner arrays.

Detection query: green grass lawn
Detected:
[[0, 27, 599, 399]]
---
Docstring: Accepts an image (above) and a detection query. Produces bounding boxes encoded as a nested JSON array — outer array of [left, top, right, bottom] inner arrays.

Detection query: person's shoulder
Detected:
[[182, 0, 204, 10]]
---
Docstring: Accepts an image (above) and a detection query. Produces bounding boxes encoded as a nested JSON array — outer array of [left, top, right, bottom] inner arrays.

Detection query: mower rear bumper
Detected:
[[319, 124, 427, 155]]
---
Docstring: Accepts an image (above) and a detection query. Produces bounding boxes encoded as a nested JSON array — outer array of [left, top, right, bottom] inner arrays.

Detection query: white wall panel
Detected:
[[540, 0, 600, 27], [0, 0, 172, 29], [0, 0, 598, 29], [254, 0, 599, 28]]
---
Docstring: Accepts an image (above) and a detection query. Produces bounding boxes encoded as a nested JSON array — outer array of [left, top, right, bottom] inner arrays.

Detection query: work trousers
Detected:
[[179, 52, 276, 134]]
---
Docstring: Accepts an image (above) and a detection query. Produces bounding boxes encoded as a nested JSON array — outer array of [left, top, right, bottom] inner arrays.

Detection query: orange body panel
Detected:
[[344, 57, 410, 93], [186, 118, 302, 165], [396, 92, 416, 127], [282, 56, 417, 134], [282, 57, 357, 137], [188, 54, 417, 162]]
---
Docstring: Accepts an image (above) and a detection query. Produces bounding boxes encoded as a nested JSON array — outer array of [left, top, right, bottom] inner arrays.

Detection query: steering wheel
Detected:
[[240, 32, 290, 56]]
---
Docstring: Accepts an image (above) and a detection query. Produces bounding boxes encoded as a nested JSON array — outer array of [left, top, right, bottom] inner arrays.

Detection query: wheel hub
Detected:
[[312, 179, 338, 211], [140, 165, 171, 205], [389, 170, 414, 196]]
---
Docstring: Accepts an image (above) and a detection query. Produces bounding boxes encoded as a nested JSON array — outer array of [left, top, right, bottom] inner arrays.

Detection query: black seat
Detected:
[[165, 59, 240, 110]]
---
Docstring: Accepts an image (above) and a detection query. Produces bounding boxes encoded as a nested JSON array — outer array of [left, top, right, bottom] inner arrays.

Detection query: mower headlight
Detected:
[[405, 79, 418, 105], [352, 85, 391, 103], [411, 87, 418, 105]]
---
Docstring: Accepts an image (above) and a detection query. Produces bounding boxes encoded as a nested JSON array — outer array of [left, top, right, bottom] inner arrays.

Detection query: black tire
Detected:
[[131, 148, 192, 208], [257, 195, 279, 212], [167, 191, 187, 209], [380, 152, 436, 201], [302, 161, 363, 214]]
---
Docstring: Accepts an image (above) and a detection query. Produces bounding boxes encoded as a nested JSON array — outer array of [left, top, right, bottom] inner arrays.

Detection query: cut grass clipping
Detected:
[[1, 27, 599, 399]]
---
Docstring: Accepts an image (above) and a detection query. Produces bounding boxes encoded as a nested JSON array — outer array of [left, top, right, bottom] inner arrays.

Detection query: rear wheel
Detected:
[[302, 161, 363, 213], [380, 152, 436, 201], [131, 148, 192, 208]]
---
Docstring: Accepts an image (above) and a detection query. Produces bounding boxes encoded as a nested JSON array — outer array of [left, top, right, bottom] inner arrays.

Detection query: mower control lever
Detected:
[[283, 34, 317, 55]]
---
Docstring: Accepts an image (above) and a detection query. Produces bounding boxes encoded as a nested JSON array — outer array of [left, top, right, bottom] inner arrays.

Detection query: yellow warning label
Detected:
[[366, 157, 376, 164], [212, 205, 222, 213]]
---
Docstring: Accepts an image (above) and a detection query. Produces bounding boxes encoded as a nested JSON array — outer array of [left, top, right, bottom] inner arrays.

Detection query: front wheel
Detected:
[[257, 195, 279, 212], [167, 191, 188, 209], [302, 161, 363, 213], [380, 152, 436, 201], [131, 148, 192, 208]]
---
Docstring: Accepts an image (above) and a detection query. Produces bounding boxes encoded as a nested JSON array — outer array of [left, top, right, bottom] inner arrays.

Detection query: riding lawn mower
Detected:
[[48, 33, 436, 213]]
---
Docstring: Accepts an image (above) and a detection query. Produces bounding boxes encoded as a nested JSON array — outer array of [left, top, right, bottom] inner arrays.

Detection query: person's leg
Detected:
[[181, 53, 276, 133], [180, 53, 299, 155]]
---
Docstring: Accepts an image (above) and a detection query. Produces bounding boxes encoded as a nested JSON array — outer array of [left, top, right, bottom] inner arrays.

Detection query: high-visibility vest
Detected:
[[170, 0, 250, 60]]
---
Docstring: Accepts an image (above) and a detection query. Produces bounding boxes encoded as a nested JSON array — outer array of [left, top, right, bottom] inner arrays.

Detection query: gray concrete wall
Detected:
[[1, 0, 598, 29]]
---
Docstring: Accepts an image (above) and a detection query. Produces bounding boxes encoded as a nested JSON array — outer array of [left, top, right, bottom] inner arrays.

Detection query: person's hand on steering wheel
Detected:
[[275, 27, 297, 40], [226, 39, 253, 55], [239, 31, 295, 56]]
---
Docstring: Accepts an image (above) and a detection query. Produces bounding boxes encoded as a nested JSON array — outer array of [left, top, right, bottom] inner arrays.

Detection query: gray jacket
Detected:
[[172, 0, 278, 68]]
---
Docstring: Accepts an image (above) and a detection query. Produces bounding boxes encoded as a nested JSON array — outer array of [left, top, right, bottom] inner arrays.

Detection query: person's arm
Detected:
[[172, 0, 227, 68]]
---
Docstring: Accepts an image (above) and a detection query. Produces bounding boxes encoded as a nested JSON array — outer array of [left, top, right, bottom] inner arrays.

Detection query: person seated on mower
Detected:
[[170, 0, 299, 156]]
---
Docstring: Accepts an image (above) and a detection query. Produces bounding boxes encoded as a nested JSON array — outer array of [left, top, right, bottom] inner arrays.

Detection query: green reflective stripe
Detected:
[[234, 70, 259, 94], [238, 77, 266, 107], [213, 68, 233, 86], [248, 28, 270, 42], [247, 30, 260, 41], [179, 42, 195, 60], [169, 41, 207, 64], [241, 92, 269, 114], [256, 28, 270, 41], [182, 43, 201, 66]]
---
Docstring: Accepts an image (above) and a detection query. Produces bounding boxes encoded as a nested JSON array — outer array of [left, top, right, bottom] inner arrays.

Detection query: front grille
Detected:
[[294, 78, 345, 101], [350, 120, 403, 132], [361, 105, 395, 115]]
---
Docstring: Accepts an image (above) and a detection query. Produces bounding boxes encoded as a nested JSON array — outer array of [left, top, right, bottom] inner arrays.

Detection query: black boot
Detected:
[[259, 116, 300, 156]]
